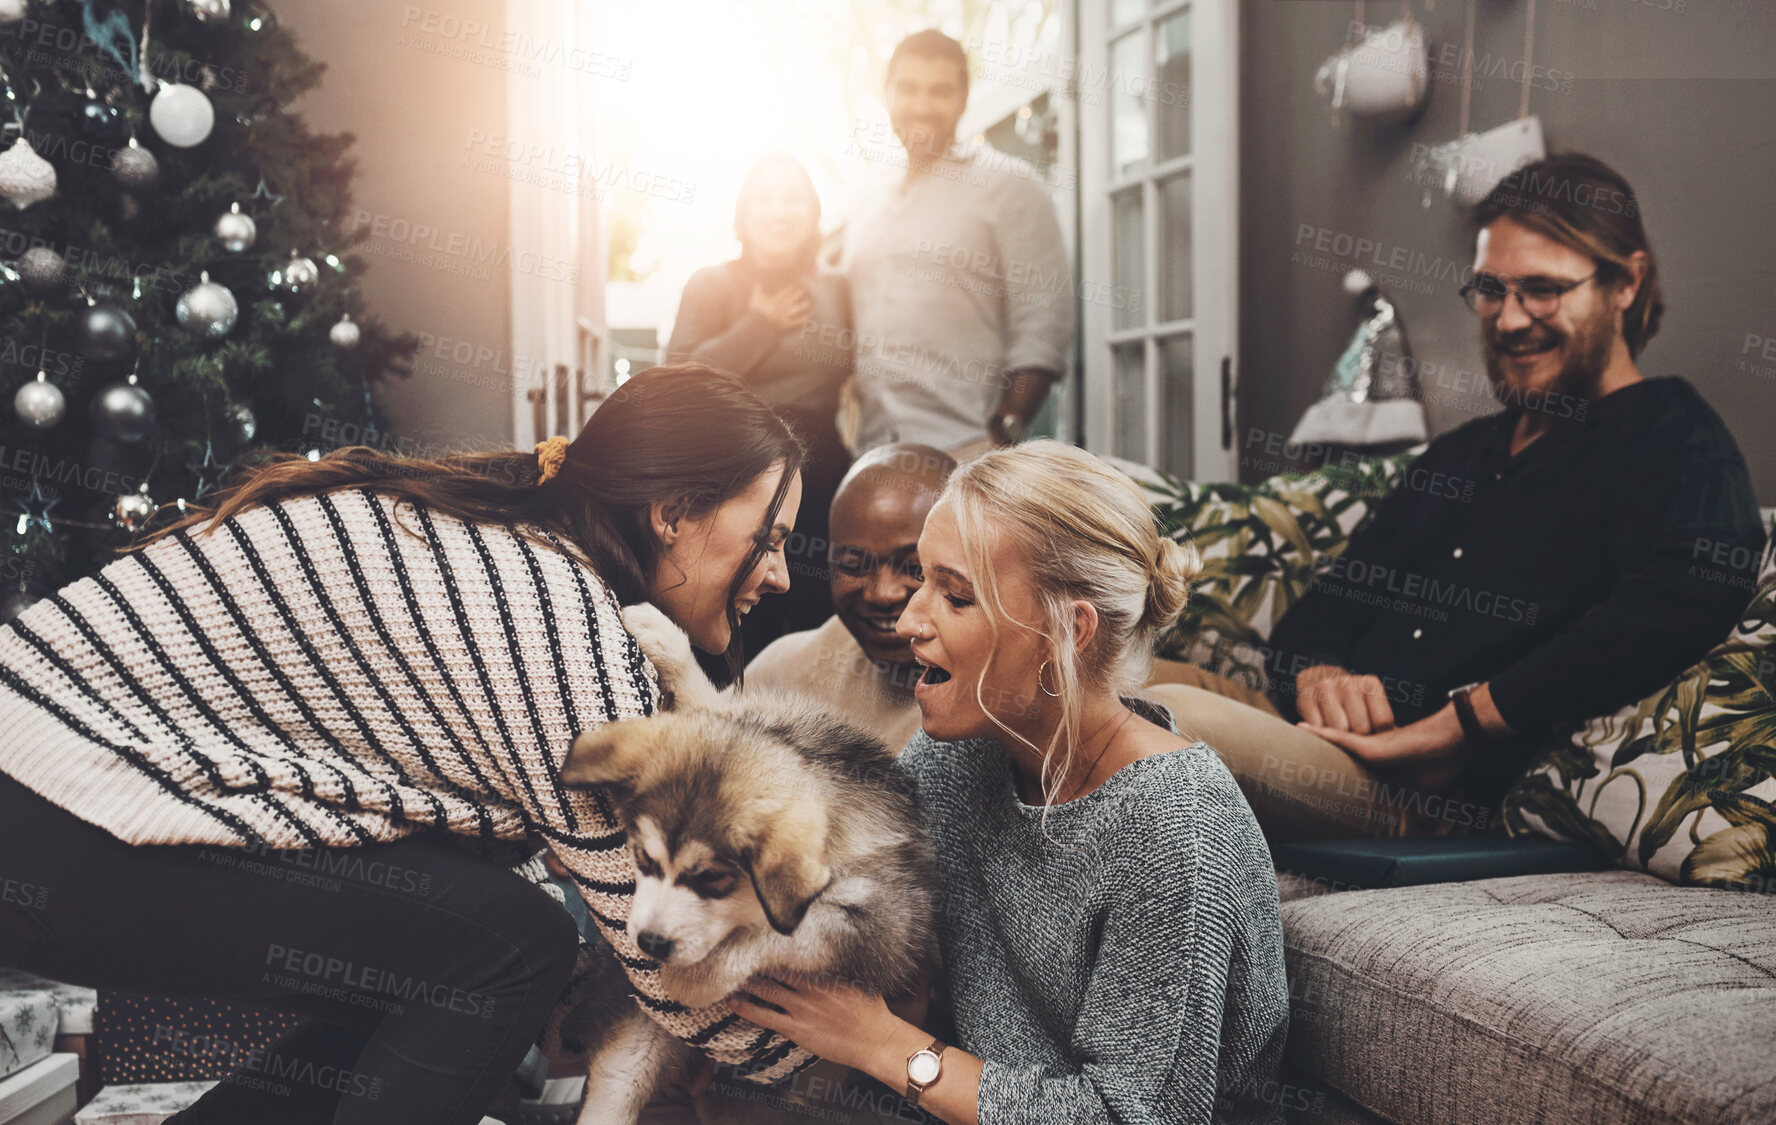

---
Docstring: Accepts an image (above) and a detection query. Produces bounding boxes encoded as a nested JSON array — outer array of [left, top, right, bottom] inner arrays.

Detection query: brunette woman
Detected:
[[0, 364, 814, 1124]]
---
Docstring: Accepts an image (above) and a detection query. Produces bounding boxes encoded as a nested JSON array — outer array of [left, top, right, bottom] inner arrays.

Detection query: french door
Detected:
[[1077, 0, 1238, 480]]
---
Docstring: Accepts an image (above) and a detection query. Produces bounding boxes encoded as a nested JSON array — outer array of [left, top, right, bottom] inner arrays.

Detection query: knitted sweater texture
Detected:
[[899, 707, 1290, 1124], [0, 488, 805, 1082]]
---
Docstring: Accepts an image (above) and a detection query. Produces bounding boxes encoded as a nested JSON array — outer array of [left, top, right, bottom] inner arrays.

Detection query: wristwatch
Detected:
[[905, 1038, 948, 1107], [1448, 682, 1486, 743]]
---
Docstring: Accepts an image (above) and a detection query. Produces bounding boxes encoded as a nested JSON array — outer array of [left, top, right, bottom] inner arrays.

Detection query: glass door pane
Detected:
[[1113, 343, 1147, 463], [1159, 334, 1194, 476], [1112, 0, 1144, 29], [1111, 188, 1145, 332], [1155, 9, 1192, 161], [1111, 33, 1149, 176], [1158, 171, 1192, 322]]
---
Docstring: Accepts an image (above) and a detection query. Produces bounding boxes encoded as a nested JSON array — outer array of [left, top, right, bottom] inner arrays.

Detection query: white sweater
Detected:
[[0, 488, 808, 1083]]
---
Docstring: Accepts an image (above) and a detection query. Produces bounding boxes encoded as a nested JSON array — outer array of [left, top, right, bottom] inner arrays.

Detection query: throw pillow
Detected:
[[1502, 528, 1776, 891]]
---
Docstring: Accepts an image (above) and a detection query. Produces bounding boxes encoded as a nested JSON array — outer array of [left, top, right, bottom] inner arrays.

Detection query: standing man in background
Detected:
[[844, 29, 1074, 458]]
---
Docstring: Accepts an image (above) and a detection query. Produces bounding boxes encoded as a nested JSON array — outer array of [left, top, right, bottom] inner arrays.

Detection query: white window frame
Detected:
[[1077, 0, 1239, 481]]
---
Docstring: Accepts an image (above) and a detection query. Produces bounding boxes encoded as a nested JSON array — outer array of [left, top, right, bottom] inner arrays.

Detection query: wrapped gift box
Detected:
[[72, 1081, 216, 1125], [0, 1052, 78, 1125], [0, 973, 97, 1038], [0, 987, 57, 1083]]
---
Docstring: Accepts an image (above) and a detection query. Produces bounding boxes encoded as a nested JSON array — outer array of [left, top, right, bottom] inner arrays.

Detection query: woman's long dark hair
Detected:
[[143, 364, 805, 680]]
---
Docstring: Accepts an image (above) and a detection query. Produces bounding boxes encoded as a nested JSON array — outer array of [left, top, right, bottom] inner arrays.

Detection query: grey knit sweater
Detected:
[[899, 699, 1289, 1125]]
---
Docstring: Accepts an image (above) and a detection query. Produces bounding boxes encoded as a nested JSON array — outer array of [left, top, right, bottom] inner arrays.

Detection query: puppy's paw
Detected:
[[621, 603, 718, 710]]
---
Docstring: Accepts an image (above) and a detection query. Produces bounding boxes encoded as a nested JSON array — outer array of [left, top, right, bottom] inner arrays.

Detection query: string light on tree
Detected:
[[14, 478, 59, 535], [187, 0, 232, 23]]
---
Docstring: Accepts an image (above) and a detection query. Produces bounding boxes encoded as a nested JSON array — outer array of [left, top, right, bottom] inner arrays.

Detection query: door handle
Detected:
[[1220, 356, 1233, 451]]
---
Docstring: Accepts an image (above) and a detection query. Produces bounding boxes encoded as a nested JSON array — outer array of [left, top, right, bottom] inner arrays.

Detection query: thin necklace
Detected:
[[1055, 707, 1136, 803]]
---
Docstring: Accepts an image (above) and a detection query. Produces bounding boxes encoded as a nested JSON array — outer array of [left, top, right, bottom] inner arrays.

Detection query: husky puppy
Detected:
[[554, 603, 937, 1124]]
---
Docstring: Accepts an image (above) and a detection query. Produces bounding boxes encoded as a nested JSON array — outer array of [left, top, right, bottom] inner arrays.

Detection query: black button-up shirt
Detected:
[[1269, 376, 1765, 793]]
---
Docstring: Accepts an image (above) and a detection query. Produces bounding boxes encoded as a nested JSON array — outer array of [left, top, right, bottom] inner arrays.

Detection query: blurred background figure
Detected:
[[668, 152, 854, 655]]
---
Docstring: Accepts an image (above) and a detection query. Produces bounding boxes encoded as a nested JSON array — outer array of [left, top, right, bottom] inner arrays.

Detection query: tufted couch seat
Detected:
[[1275, 871, 1776, 1125]]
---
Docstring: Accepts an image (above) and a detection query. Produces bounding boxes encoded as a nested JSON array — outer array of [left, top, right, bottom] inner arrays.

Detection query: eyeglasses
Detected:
[[1458, 271, 1598, 319]]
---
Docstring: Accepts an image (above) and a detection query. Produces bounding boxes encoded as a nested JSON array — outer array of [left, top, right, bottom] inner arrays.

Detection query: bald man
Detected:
[[745, 443, 957, 753]]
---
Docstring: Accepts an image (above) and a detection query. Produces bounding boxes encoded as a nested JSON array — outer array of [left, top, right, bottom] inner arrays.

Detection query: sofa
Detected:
[[1119, 454, 1776, 1125]]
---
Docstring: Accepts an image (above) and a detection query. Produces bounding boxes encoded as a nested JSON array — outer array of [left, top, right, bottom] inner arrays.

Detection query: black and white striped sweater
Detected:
[[0, 487, 807, 1082]]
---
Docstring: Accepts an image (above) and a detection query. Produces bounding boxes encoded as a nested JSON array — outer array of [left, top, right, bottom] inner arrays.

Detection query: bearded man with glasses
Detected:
[[1148, 153, 1765, 843]]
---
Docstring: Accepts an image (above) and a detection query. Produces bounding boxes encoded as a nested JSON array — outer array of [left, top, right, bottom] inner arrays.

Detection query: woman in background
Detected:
[[668, 151, 852, 657]]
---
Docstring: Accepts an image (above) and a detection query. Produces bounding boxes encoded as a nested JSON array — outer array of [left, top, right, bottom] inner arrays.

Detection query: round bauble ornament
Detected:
[[18, 247, 66, 294], [273, 250, 320, 295], [110, 139, 160, 190], [329, 313, 361, 350], [176, 271, 238, 339], [148, 82, 215, 148], [13, 373, 65, 429], [78, 304, 137, 361], [214, 202, 256, 252], [0, 137, 57, 210], [0, 0, 24, 27], [90, 380, 155, 442], [187, 0, 230, 22], [113, 484, 159, 533], [224, 401, 257, 444]]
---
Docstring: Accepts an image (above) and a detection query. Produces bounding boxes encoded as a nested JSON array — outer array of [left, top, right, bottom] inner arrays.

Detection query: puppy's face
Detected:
[[564, 712, 834, 977], [625, 814, 766, 967]]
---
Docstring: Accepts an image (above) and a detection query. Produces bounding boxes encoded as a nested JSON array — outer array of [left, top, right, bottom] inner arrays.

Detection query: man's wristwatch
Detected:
[[905, 1038, 948, 1107], [1448, 682, 1486, 743]]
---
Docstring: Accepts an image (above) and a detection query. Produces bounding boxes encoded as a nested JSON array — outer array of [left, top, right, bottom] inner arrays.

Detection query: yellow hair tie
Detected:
[[534, 436, 569, 485]]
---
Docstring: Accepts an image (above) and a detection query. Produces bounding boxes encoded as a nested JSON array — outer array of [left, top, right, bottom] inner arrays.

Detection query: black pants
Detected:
[[0, 770, 578, 1124]]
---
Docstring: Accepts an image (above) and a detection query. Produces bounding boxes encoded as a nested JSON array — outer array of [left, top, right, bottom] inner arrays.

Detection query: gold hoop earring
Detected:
[[1037, 660, 1061, 697]]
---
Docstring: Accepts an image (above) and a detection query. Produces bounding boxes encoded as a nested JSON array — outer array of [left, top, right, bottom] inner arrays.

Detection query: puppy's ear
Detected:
[[562, 719, 661, 789], [742, 795, 833, 936]]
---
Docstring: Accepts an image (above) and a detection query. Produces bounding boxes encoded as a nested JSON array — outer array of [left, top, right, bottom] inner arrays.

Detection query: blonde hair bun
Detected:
[[1142, 535, 1200, 632]]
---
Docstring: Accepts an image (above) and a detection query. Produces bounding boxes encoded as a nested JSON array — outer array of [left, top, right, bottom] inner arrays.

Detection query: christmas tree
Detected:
[[0, 0, 416, 619]]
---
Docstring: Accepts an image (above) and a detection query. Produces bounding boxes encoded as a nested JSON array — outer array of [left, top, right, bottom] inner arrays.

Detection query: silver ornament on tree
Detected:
[[110, 138, 160, 190], [187, 0, 231, 22], [176, 271, 239, 339], [214, 201, 257, 252], [18, 247, 67, 294], [90, 377, 156, 443], [78, 302, 137, 360], [113, 482, 159, 533], [0, 137, 57, 210], [13, 370, 65, 429], [273, 250, 321, 295], [224, 401, 257, 444], [329, 313, 361, 350], [148, 82, 216, 148]]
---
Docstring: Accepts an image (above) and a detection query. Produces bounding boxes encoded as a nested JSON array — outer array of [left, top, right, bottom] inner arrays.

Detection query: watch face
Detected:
[[908, 1051, 941, 1085]]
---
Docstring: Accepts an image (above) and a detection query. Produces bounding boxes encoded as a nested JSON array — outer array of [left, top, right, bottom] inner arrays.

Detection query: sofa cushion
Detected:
[[1281, 871, 1776, 1125], [1502, 527, 1776, 891]]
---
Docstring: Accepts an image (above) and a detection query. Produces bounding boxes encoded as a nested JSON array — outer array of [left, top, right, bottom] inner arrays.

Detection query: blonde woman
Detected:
[[731, 441, 1289, 1124]]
